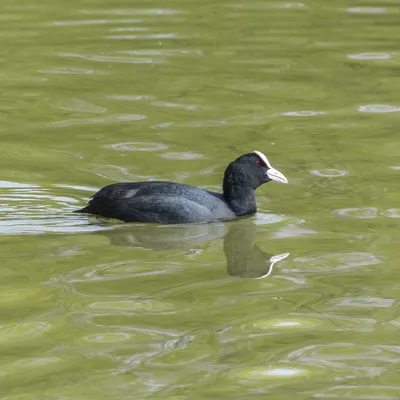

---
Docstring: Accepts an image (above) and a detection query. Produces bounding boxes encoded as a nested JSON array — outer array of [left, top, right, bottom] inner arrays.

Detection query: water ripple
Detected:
[[254, 212, 287, 225], [282, 3, 305, 9], [334, 207, 400, 219], [108, 94, 204, 111], [88, 299, 175, 314], [291, 252, 381, 273], [83, 332, 133, 343], [38, 67, 107, 75], [281, 110, 326, 117], [0, 321, 52, 343], [48, 19, 141, 26], [0, 356, 67, 381], [160, 152, 205, 160], [121, 49, 203, 56], [310, 169, 349, 177], [105, 33, 185, 40], [358, 104, 400, 113], [287, 343, 398, 378], [381, 209, 400, 218], [109, 27, 149, 32], [53, 98, 106, 114], [227, 364, 314, 383], [151, 101, 201, 111], [60, 52, 165, 64], [315, 385, 400, 400], [108, 95, 152, 101], [330, 297, 395, 308], [251, 316, 321, 331], [347, 7, 386, 14], [347, 52, 391, 60], [271, 223, 316, 238], [106, 142, 168, 152], [0, 182, 113, 235], [80, 9, 182, 16], [333, 207, 378, 219], [40, 114, 146, 128], [81, 163, 157, 182], [0, 287, 55, 305]]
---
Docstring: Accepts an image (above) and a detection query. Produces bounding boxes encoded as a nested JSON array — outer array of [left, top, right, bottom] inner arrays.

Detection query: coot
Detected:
[[75, 151, 288, 224]]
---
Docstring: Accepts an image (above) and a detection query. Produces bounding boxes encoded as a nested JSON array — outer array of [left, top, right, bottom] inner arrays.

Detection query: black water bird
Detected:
[[75, 151, 288, 224]]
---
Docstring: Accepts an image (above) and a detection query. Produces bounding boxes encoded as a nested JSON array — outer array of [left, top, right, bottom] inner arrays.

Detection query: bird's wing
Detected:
[[114, 194, 216, 224]]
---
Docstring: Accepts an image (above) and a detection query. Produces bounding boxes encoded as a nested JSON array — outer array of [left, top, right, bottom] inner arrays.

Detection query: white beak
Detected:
[[266, 167, 288, 184]]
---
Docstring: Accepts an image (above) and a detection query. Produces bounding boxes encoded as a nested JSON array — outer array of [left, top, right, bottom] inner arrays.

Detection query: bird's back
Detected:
[[75, 181, 236, 224]]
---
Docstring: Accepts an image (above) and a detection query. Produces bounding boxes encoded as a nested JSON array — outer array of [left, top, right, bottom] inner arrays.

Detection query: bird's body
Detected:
[[75, 151, 288, 224], [77, 181, 236, 224]]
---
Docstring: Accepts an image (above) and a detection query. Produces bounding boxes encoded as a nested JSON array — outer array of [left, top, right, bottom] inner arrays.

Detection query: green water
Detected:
[[1, 0, 399, 398]]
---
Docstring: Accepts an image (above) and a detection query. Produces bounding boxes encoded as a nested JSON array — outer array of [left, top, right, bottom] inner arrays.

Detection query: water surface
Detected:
[[1, 0, 399, 398]]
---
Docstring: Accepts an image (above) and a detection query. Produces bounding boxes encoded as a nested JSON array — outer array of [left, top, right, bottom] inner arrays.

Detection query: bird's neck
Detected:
[[223, 179, 257, 216]]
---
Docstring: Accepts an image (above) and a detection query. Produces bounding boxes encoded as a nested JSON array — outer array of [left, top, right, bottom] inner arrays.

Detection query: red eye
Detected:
[[256, 160, 260, 166]]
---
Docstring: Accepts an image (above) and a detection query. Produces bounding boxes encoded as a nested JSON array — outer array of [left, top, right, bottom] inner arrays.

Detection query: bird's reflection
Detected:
[[223, 222, 289, 278], [100, 220, 289, 279]]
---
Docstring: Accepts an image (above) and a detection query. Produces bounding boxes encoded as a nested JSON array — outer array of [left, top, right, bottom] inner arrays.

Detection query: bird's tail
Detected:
[[73, 206, 89, 213]]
